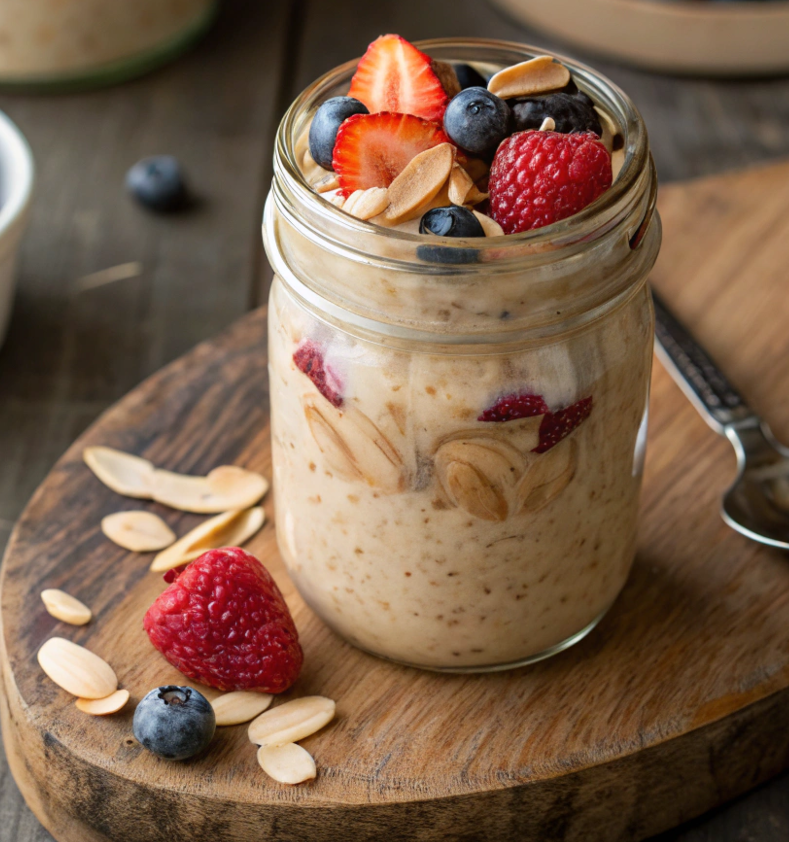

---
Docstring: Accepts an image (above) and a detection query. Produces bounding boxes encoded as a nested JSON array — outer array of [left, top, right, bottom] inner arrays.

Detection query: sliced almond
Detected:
[[382, 143, 455, 225], [430, 59, 461, 99], [448, 164, 475, 206], [40, 590, 92, 626], [257, 743, 316, 785], [37, 637, 118, 699], [472, 210, 504, 237], [343, 187, 390, 220], [487, 56, 570, 99], [101, 511, 176, 552], [83, 446, 154, 499], [518, 439, 578, 514], [539, 117, 556, 132], [212, 690, 273, 726], [313, 171, 340, 193], [150, 506, 265, 572], [152, 465, 269, 514], [248, 696, 336, 747], [76, 689, 130, 716], [325, 190, 346, 208]]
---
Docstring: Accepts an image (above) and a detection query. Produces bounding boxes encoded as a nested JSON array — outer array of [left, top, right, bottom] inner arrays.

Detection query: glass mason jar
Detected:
[[263, 39, 660, 672], [0, 0, 217, 92]]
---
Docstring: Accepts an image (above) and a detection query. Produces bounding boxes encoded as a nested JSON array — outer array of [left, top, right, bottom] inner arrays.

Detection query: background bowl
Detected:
[[489, 0, 789, 75], [0, 111, 34, 349]]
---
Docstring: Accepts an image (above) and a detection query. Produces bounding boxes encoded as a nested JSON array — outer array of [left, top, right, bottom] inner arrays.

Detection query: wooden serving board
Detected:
[[3, 161, 789, 842]]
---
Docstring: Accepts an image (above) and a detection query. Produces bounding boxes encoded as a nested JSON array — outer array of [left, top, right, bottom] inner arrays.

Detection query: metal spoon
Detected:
[[652, 288, 789, 549]]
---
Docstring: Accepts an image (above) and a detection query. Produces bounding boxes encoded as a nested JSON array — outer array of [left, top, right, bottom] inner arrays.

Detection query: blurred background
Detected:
[[0, 0, 787, 839]]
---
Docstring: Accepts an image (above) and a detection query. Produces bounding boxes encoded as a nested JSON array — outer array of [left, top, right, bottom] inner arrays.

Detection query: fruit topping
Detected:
[[133, 686, 216, 761], [143, 547, 303, 694], [126, 155, 189, 212], [487, 56, 571, 100], [417, 205, 486, 264], [349, 34, 449, 122], [308, 96, 369, 169], [453, 62, 488, 90], [478, 392, 550, 423], [443, 87, 513, 158], [510, 90, 603, 136], [489, 130, 612, 234], [332, 112, 450, 194], [293, 340, 343, 407], [533, 397, 593, 454]]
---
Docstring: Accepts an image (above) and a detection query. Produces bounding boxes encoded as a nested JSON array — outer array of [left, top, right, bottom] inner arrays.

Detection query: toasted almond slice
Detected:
[[448, 164, 475, 206], [83, 447, 155, 499], [150, 507, 265, 572], [101, 511, 176, 552], [539, 117, 556, 132], [152, 465, 268, 514], [248, 696, 336, 747], [382, 143, 454, 225], [464, 185, 489, 206], [313, 172, 340, 193], [472, 210, 505, 237], [37, 637, 118, 699], [257, 743, 316, 785], [343, 187, 390, 220], [76, 689, 130, 716], [212, 691, 273, 726], [40, 590, 92, 626], [488, 56, 570, 99]]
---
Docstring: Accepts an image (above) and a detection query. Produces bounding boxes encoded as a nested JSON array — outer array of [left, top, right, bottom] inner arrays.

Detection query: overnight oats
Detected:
[[264, 37, 660, 671], [0, 0, 216, 90]]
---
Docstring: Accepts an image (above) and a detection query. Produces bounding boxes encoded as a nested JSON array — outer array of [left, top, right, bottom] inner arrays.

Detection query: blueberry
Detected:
[[417, 206, 485, 264], [443, 87, 513, 158], [133, 686, 216, 761], [510, 91, 603, 136], [308, 96, 369, 169], [126, 155, 188, 212], [452, 63, 488, 90]]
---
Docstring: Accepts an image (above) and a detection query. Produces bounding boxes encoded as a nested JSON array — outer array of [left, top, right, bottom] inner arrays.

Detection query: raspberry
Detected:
[[143, 548, 303, 694], [478, 392, 549, 423], [489, 131, 612, 234], [293, 340, 343, 407]]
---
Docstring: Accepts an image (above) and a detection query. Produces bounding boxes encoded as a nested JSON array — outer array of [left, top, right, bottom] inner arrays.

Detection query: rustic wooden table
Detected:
[[0, 1, 787, 839]]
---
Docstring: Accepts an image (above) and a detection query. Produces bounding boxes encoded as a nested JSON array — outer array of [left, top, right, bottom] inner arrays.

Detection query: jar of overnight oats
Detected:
[[264, 38, 660, 672], [0, 0, 217, 91]]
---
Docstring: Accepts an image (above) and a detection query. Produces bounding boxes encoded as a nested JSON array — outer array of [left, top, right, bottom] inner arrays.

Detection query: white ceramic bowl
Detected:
[[0, 110, 34, 348], [490, 0, 789, 75]]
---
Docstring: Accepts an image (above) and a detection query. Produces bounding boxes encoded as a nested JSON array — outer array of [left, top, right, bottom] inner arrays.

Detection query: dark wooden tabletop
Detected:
[[0, 1, 788, 839]]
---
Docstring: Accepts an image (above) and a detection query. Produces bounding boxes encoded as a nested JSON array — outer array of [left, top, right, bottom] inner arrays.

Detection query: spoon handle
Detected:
[[651, 288, 757, 433]]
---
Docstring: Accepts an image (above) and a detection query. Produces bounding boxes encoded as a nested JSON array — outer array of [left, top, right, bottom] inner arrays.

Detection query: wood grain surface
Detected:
[[3, 162, 789, 842], [2, 1, 789, 840]]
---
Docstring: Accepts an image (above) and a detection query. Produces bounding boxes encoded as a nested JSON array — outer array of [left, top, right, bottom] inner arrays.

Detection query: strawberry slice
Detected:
[[532, 396, 593, 454], [333, 112, 450, 193], [349, 34, 449, 122]]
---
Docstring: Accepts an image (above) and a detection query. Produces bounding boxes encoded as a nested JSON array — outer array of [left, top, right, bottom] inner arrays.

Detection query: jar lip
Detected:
[[275, 37, 649, 254]]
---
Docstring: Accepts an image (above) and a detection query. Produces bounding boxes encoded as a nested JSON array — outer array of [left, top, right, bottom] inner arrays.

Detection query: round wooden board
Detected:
[[4, 162, 789, 842]]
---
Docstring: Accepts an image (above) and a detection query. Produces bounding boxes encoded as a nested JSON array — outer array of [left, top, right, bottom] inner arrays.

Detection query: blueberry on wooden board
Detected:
[[133, 686, 216, 761], [126, 155, 189, 212]]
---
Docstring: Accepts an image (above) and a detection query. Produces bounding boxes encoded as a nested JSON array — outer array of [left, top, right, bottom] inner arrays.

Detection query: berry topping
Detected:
[[293, 340, 343, 407], [332, 111, 450, 193], [443, 88, 513, 158], [452, 62, 488, 90], [533, 396, 593, 453], [308, 96, 369, 169], [510, 90, 603, 136], [349, 34, 449, 123], [143, 548, 303, 694], [489, 131, 612, 234], [420, 205, 486, 238], [478, 392, 549, 423], [126, 155, 188, 212], [132, 686, 215, 761]]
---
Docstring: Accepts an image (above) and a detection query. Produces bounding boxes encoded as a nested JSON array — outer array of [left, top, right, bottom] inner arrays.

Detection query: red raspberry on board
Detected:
[[143, 548, 303, 694], [489, 131, 612, 234], [478, 392, 549, 423], [293, 340, 343, 407], [533, 396, 593, 454]]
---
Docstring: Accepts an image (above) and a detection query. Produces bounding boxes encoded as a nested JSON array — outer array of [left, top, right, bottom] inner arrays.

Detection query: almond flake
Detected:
[[325, 191, 346, 208], [448, 164, 475, 206], [83, 446, 155, 499], [76, 689, 130, 716], [257, 743, 316, 785], [343, 187, 390, 220], [152, 465, 269, 514], [313, 172, 340, 193], [382, 143, 455, 225], [539, 117, 556, 132], [472, 210, 505, 237], [101, 511, 176, 552], [518, 439, 578, 514], [41, 589, 92, 626], [212, 690, 273, 726], [487, 56, 570, 99], [248, 696, 336, 747], [150, 506, 265, 572], [37, 637, 118, 699]]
